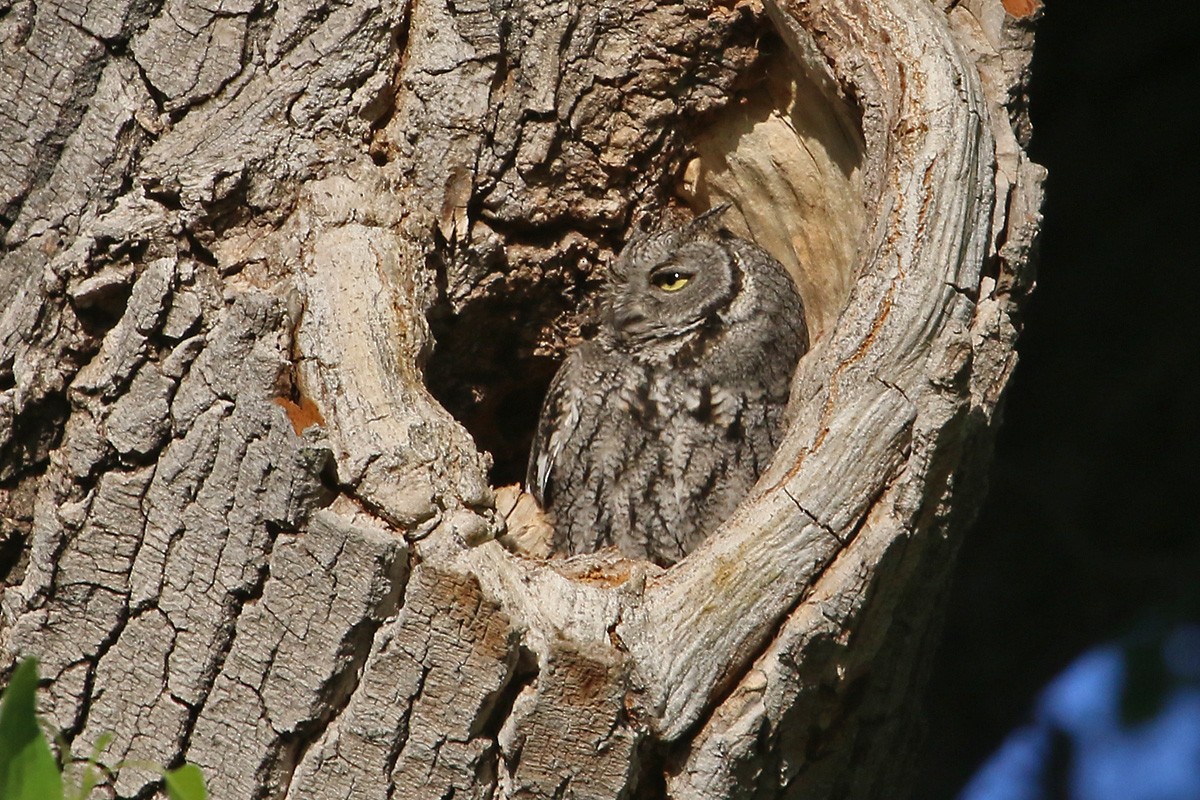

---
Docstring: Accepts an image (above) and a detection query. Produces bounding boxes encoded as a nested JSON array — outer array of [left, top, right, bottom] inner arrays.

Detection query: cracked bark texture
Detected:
[[0, 0, 1042, 797]]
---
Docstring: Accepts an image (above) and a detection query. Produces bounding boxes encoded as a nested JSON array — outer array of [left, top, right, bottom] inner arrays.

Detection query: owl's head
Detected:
[[604, 209, 742, 347]]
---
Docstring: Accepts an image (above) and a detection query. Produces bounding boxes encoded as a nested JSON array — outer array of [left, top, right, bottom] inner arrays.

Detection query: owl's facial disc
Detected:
[[605, 234, 739, 348]]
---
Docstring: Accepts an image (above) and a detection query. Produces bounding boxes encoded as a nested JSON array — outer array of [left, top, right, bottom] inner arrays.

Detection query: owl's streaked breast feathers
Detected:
[[527, 210, 808, 566]]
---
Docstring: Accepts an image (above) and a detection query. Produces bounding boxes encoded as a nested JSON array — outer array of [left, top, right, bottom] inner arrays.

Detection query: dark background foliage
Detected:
[[915, 0, 1200, 795]]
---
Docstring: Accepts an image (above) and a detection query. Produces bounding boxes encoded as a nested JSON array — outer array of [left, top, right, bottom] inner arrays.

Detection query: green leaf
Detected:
[[61, 730, 115, 800], [0, 659, 43, 777], [70, 759, 101, 800], [164, 764, 207, 800], [55, 732, 73, 773], [88, 731, 114, 763], [77, 731, 115, 799], [8, 738, 66, 800], [0, 658, 65, 800]]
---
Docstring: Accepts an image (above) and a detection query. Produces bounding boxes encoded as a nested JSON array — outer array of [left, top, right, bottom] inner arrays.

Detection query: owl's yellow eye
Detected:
[[651, 271, 691, 292]]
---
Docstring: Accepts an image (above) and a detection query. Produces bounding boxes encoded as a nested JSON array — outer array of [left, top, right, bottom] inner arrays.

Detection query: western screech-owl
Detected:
[[526, 209, 809, 566]]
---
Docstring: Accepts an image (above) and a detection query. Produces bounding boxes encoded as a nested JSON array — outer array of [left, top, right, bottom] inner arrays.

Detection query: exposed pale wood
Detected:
[[627, 0, 999, 739], [0, 0, 1041, 796]]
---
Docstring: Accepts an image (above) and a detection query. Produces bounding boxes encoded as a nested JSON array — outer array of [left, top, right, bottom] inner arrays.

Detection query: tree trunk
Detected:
[[0, 0, 1043, 796]]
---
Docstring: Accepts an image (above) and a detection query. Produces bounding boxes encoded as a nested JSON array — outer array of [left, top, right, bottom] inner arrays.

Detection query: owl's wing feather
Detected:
[[527, 352, 585, 505]]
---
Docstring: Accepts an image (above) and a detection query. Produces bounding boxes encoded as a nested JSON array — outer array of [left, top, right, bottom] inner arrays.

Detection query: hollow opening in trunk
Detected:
[[424, 248, 600, 487], [422, 17, 865, 493]]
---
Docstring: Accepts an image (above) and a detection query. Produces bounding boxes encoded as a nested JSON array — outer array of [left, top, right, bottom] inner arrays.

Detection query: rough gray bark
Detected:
[[0, 0, 1043, 797]]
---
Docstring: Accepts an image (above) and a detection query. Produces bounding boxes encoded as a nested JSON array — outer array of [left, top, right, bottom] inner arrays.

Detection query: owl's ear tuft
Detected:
[[688, 203, 733, 236]]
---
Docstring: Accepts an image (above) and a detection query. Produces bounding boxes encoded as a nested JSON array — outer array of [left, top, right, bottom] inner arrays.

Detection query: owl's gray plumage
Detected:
[[527, 211, 809, 566]]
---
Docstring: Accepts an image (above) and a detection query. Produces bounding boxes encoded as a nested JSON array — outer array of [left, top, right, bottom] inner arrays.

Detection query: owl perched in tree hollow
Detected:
[[526, 209, 809, 566]]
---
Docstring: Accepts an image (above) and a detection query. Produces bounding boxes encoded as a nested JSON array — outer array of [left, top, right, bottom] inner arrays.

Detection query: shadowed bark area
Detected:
[[0, 0, 1041, 797]]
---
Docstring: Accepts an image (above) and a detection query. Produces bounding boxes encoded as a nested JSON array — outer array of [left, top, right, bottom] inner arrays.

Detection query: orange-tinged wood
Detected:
[[1004, 0, 1043, 18]]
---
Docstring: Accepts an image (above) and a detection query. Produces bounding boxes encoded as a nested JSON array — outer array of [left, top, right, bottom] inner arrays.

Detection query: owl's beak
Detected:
[[614, 308, 650, 337]]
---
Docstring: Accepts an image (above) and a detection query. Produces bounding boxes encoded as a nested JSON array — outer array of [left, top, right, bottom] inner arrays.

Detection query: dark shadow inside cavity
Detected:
[[424, 273, 594, 487]]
